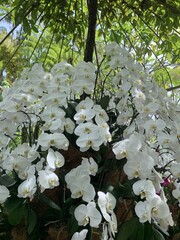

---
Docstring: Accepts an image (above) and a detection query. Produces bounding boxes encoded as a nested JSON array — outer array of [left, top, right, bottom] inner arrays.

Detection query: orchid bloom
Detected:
[[81, 157, 98, 176], [65, 165, 95, 202], [18, 176, 37, 199], [71, 229, 88, 240], [38, 168, 59, 192], [132, 179, 156, 200], [98, 191, 116, 222], [38, 132, 69, 150], [74, 202, 102, 228], [135, 201, 151, 223], [0, 186, 10, 204], [47, 148, 65, 170]]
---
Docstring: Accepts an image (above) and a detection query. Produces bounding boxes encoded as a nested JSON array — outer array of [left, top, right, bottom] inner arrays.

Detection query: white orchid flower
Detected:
[[135, 201, 151, 223], [98, 191, 116, 222], [71, 229, 88, 240], [65, 165, 95, 202], [132, 179, 156, 200], [38, 168, 59, 192], [47, 148, 65, 170], [0, 185, 10, 204], [81, 157, 98, 176], [38, 132, 69, 150], [18, 176, 37, 199], [108, 212, 117, 237], [74, 202, 102, 228]]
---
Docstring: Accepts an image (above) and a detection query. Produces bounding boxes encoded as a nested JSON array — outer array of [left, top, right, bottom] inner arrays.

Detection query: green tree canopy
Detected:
[[0, 0, 180, 84], [0, 30, 24, 84]]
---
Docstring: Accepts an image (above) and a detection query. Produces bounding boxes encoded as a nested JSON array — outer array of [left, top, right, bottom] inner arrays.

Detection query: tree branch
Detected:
[[166, 85, 180, 91]]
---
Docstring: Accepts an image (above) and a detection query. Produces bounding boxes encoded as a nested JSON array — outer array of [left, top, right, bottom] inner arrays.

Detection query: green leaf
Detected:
[[144, 222, 153, 240], [116, 217, 139, 240], [32, 25, 39, 33], [4, 196, 25, 212], [0, 5, 10, 12], [86, 225, 93, 240], [60, 198, 74, 222], [152, 228, 165, 240], [39, 193, 61, 213], [0, 174, 16, 187], [113, 181, 135, 199], [4, 195, 26, 226], [99, 95, 110, 110], [135, 222, 145, 240], [31, 10, 38, 22], [27, 209, 37, 235], [8, 204, 25, 225], [67, 213, 79, 237], [23, 18, 31, 35], [65, 102, 77, 117], [116, 217, 150, 240]]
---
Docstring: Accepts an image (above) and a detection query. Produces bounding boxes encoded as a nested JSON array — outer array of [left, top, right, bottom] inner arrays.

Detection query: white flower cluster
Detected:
[[0, 60, 97, 202], [66, 157, 117, 239], [133, 180, 173, 232], [113, 133, 155, 179], [74, 97, 111, 151], [107, 43, 180, 232], [65, 157, 97, 202], [0, 42, 179, 239]]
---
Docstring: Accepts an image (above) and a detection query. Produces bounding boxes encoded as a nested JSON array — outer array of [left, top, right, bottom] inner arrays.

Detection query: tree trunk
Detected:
[[84, 0, 98, 63]]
